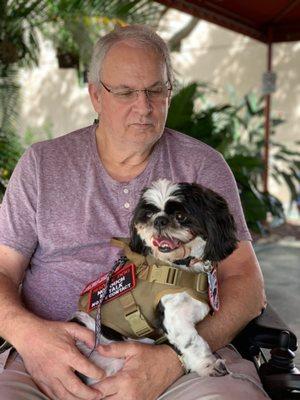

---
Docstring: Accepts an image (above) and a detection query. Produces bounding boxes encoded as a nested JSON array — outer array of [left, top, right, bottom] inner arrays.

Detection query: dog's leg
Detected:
[[71, 311, 125, 385], [159, 292, 227, 377]]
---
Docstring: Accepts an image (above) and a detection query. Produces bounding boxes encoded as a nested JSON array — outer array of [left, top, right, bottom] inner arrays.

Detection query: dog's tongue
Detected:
[[153, 236, 180, 250]]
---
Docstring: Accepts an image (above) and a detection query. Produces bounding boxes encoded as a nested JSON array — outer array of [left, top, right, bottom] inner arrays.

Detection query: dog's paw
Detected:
[[194, 357, 228, 378], [210, 358, 228, 376]]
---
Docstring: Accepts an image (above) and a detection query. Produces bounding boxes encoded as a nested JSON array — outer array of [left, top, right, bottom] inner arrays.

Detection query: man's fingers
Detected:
[[38, 375, 100, 400], [92, 375, 119, 398], [36, 381, 57, 400], [38, 379, 80, 400], [102, 396, 118, 400], [70, 351, 106, 381], [97, 341, 137, 358], [63, 371, 102, 400], [66, 322, 95, 348]]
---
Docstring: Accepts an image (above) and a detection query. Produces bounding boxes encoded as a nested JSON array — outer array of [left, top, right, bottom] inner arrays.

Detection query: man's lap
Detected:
[[0, 346, 269, 400], [159, 346, 269, 399]]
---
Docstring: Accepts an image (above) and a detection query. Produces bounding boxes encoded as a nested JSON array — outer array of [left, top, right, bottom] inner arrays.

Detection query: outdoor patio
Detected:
[[254, 224, 300, 365]]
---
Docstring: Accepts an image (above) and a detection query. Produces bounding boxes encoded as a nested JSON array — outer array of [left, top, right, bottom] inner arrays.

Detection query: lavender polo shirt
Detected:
[[0, 124, 251, 321]]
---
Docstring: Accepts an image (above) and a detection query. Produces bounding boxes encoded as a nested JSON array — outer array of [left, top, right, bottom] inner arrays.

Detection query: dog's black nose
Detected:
[[154, 216, 169, 229]]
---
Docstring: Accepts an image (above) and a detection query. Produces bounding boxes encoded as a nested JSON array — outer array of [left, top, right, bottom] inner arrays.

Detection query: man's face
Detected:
[[89, 41, 171, 149]]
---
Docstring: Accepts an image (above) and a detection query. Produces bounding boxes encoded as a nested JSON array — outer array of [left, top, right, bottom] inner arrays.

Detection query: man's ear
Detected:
[[88, 83, 102, 114]]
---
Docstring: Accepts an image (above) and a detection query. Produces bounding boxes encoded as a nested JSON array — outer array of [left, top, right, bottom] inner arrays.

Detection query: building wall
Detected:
[[18, 9, 300, 208]]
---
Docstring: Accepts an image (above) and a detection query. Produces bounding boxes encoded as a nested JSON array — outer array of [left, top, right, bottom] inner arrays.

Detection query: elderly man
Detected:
[[0, 25, 268, 399]]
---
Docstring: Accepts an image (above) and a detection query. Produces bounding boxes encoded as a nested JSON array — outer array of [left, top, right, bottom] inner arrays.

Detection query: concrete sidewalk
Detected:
[[254, 239, 300, 365]]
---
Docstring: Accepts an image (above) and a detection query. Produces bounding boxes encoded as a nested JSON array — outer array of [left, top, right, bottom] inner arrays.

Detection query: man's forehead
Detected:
[[106, 39, 158, 57], [101, 40, 167, 83]]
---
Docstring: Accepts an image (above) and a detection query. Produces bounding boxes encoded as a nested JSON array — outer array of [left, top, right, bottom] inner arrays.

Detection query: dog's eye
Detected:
[[145, 211, 153, 219], [175, 212, 187, 222]]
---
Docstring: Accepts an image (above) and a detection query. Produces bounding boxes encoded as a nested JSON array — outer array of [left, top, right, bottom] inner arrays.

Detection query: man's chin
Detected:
[[133, 123, 153, 128], [129, 124, 156, 134], [126, 128, 163, 147]]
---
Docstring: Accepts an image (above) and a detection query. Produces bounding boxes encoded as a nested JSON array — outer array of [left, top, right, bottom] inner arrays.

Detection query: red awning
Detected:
[[156, 0, 300, 43]]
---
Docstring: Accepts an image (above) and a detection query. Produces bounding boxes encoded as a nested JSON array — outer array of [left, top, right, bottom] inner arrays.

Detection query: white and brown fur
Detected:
[[73, 179, 238, 384]]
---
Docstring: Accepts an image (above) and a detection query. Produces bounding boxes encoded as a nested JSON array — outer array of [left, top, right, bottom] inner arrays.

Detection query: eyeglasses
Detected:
[[100, 80, 172, 103]]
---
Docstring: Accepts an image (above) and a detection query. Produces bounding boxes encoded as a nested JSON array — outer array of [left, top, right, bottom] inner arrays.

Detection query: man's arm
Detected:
[[196, 240, 267, 351], [92, 240, 266, 400], [0, 244, 105, 400]]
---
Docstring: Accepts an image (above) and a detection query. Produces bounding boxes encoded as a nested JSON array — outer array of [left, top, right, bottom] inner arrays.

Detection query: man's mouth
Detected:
[[152, 236, 182, 253], [131, 122, 153, 128]]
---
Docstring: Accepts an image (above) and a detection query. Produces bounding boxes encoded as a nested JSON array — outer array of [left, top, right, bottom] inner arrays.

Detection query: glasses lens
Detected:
[[114, 89, 137, 101], [105, 82, 171, 102], [147, 85, 169, 101]]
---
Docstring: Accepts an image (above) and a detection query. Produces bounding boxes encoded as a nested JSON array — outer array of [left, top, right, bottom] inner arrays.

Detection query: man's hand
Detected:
[[0, 246, 105, 400], [93, 342, 184, 400], [13, 319, 105, 400]]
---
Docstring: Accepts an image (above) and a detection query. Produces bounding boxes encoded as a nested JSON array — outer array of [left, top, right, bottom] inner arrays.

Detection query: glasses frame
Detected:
[[99, 80, 172, 102]]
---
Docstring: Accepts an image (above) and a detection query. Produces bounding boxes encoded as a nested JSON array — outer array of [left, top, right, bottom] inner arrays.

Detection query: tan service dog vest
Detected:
[[78, 238, 209, 340]]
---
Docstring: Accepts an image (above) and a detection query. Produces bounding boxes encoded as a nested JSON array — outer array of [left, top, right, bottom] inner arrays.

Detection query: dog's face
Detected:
[[130, 179, 238, 268]]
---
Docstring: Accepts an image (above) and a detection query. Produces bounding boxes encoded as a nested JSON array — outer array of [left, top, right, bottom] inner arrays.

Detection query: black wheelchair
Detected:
[[0, 304, 299, 399], [233, 304, 300, 399]]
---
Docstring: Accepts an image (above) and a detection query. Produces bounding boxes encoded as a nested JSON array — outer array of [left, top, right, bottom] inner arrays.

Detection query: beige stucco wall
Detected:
[[161, 10, 300, 145], [18, 9, 300, 210]]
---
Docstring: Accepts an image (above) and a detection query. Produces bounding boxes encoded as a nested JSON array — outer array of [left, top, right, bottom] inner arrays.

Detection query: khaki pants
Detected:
[[0, 346, 269, 400]]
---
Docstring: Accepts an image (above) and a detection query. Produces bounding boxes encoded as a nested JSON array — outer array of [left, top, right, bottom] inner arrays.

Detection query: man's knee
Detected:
[[160, 373, 268, 399]]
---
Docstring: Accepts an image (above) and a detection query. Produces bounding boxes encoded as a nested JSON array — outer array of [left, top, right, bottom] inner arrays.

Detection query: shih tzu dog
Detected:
[[73, 179, 238, 384]]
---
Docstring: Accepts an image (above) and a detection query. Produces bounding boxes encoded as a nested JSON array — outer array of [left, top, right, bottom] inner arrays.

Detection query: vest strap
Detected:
[[141, 264, 208, 293], [119, 292, 154, 337]]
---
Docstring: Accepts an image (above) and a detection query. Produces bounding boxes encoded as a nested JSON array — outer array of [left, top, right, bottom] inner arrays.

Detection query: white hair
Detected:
[[142, 179, 180, 210], [88, 25, 174, 86]]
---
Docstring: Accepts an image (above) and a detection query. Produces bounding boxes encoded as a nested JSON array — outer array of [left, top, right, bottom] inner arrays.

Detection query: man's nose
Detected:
[[133, 90, 152, 114]]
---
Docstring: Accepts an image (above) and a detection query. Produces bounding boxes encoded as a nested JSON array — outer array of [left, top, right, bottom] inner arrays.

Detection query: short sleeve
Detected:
[[197, 150, 252, 242], [0, 147, 38, 258]]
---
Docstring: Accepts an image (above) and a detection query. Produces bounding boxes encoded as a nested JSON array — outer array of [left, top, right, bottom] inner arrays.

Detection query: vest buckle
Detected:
[[148, 264, 180, 286], [195, 273, 208, 293], [125, 306, 154, 337]]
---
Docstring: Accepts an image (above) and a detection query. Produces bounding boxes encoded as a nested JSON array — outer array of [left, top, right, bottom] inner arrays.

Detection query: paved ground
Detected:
[[254, 239, 300, 366]]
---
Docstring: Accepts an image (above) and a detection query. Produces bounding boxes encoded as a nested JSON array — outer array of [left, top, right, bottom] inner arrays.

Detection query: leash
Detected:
[[88, 256, 128, 357]]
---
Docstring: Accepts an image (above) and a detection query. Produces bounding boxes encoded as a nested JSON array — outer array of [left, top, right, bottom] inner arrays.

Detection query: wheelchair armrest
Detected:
[[233, 304, 298, 360]]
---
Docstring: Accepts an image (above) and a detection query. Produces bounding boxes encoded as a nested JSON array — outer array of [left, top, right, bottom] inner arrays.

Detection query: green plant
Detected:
[[0, 1, 50, 199], [232, 92, 300, 208], [166, 83, 300, 231], [0, 0, 166, 198], [42, 0, 166, 78], [0, 1, 49, 68], [0, 66, 24, 198], [23, 120, 54, 147]]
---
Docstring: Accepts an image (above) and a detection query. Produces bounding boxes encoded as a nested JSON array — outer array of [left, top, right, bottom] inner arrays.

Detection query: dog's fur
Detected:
[[73, 179, 238, 384]]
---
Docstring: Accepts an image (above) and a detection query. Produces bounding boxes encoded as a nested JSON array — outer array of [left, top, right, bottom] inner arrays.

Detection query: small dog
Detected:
[[73, 179, 238, 383]]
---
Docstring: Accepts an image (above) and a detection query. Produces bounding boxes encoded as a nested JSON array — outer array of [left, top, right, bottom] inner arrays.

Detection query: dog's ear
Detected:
[[129, 189, 152, 256], [129, 226, 151, 256], [177, 183, 238, 262], [202, 199, 238, 262], [130, 226, 144, 253]]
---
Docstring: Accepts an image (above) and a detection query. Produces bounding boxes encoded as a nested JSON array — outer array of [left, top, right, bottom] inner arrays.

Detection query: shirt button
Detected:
[[124, 202, 130, 209], [123, 188, 129, 194]]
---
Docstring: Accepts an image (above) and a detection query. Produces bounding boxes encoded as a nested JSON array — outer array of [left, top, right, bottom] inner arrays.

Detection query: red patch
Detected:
[[83, 263, 136, 312]]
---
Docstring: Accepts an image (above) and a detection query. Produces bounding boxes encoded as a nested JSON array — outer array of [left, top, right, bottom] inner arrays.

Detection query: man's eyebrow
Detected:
[[148, 81, 165, 88], [114, 81, 165, 89]]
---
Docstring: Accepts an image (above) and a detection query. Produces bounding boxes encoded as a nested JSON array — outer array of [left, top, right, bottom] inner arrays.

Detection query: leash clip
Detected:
[[203, 260, 213, 273]]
